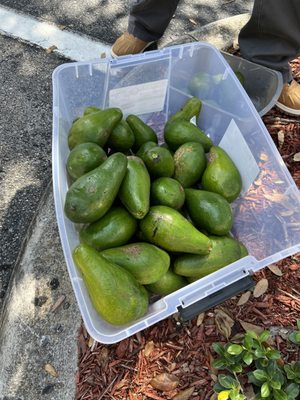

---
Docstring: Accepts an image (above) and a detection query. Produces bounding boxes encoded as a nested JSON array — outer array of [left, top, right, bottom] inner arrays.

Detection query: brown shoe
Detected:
[[276, 80, 300, 116], [111, 32, 154, 57]]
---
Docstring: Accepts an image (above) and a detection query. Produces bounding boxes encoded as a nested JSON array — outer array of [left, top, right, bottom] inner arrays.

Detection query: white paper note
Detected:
[[109, 79, 168, 116], [219, 119, 260, 195]]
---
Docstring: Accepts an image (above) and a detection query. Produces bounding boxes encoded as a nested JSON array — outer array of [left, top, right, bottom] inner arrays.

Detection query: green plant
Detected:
[[212, 330, 300, 400], [288, 319, 300, 346]]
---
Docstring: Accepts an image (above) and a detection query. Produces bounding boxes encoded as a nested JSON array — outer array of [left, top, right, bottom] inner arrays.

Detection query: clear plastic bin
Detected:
[[52, 42, 300, 344], [221, 51, 283, 116]]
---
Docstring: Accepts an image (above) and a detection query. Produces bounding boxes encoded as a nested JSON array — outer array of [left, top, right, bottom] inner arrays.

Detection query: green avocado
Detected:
[[164, 120, 213, 152], [185, 189, 233, 235], [173, 142, 206, 188], [146, 269, 187, 296], [142, 146, 175, 178], [174, 236, 243, 278], [136, 141, 157, 159], [119, 156, 151, 219], [66, 142, 107, 180], [83, 106, 101, 116], [79, 207, 137, 251], [64, 152, 127, 223], [140, 205, 212, 255], [126, 114, 157, 151], [73, 243, 148, 325], [201, 146, 242, 202], [151, 177, 185, 210], [68, 108, 122, 149], [107, 119, 135, 152], [169, 97, 202, 123], [101, 243, 170, 285], [188, 72, 212, 98]]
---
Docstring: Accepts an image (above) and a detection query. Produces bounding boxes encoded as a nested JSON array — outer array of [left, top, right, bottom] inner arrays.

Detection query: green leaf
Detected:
[[273, 389, 288, 400], [285, 383, 300, 399], [213, 343, 226, 356], [266, 349, 281, 360], [214, 382, 226, 393], [248, 372, 263, 387], [231, 364, 243, 373], [273, 370, 285, 386], [255, 359, 269, 369], [288, 332, 300, 345], [284, 365, 295, 380], [261, 382, 270, 397], [218, 375, 237, 389], [227, 345, 244, 356], [270, 380, 282, 390], [253, 369, 268, 382], [259, 331, 271, 342], [297, 320, 300, 331], [294, 362, 300, 373], [213, 359, 227, 369], [218, 390, 231, 400], [229, 389, 242, 400], [243, 352, 253, 366], [244, 335, 254, 349], [267, 360, 279, 375], [246, 330, 258, 340], [255, 348, 266, 358]]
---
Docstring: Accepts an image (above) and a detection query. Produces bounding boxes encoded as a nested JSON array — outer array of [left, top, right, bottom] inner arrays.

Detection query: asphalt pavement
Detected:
[[0, 35, 67, 311], [0, 0, 253, 46]]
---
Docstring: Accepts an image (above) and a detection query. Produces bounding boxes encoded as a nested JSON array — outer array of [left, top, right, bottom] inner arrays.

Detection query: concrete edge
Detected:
[[0, 180, 53, 327], [0, 186, 81, 399]]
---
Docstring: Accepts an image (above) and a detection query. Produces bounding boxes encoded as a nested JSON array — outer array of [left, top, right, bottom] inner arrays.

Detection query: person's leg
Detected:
[[239, 0, 300, 83], [128, 0, 180, 42], [112, 0, 180, 56], [239, 0, 300, 115]]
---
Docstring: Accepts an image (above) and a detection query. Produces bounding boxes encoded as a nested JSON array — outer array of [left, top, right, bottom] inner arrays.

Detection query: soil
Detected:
[[76, 55, 300, 400]]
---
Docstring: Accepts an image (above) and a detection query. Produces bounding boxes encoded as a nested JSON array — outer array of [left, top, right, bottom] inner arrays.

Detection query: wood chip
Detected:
[[215, 309, 234, 339], [44, 363, 58, 377], [239, 320, 264, 335], [189, 18, 197, 25], [87, 335, 95, 348], [293, 152, 300, 162], [277, 130, 285, 147], [115, 339, 129, 359], [253, 278, 269, 298], [150, 373, 179, 392], [267, 264, 283, 276], [46, 45, 58, 54], [173, 387, 194, 400], [263, 193, 286, 202], [237, 291, 251, 306], [144, 341, 155, 357], [196, 313, 205, 326], [260, 152, 268, 161]]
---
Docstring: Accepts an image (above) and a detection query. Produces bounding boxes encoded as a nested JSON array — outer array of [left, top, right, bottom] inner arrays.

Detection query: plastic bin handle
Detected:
[[178, 276, 254, 321]]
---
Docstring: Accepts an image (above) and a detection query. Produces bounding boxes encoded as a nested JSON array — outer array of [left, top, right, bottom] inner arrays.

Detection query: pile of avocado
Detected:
[[64, 97, 248, 326]]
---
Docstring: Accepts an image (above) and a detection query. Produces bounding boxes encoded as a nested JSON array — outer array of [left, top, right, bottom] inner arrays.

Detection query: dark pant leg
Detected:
[[239, 0, 300, 82], [128, 0, 181, 42]]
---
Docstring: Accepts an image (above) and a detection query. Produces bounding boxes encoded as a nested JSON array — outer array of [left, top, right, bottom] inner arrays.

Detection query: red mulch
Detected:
[[76, 56, 300, 400]]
